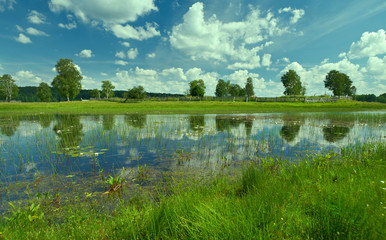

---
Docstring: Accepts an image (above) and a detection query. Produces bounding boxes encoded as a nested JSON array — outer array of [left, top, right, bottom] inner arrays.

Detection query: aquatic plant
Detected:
[[5, 202, 44, 222], [137, 163, 150, 181], [104, 168, 125, 193]]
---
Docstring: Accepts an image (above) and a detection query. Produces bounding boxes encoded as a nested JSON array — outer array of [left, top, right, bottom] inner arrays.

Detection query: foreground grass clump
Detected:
[[0, 142, 384, 239]]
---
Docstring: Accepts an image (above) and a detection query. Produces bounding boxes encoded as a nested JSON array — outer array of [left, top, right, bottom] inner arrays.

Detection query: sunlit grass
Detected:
[[0, 141, 384, 239], [0, 100, 384, 114]]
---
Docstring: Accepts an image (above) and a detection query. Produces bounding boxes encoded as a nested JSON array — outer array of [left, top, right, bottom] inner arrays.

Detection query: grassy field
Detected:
[[0, 142, 384, 239], [0, 100, 385, 114]]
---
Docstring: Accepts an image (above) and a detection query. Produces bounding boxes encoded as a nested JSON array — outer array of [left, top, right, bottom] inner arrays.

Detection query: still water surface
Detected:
[[0, 112, 384, 208]]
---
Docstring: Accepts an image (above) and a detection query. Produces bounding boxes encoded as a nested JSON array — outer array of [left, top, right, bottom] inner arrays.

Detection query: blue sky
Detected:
[[0, 0, 385, 96]]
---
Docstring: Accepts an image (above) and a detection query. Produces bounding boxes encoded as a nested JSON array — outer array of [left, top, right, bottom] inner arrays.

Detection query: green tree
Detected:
[[189, 79, 206, 97], [215, 79, 229, 97], [0, 74, 19, 102], [324, 70, 355, 96], [101, 80, 115, 99], [228, 84, 244, 97], [245, 77, 254, 97], [281, 70, 306, 96], [124, 85, 147, 101], [90, 89, 100, 100], [378, 93, 386, 103], [37, 82, 52, 102], [51, 58, 82, 101]]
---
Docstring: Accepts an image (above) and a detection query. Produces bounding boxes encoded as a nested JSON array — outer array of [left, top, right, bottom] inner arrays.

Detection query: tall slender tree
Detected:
[[215, 79, 229, 97], [91, 89, 101, 100], [37, 82, 52, 102], [0, 74, 18, 102], [101, 80, 115, 99], [51, 58, 82, 101], [245, 77, 254, 97]]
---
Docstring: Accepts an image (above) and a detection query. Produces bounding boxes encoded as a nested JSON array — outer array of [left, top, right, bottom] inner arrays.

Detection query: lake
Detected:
[[0, 112, 384, 211]]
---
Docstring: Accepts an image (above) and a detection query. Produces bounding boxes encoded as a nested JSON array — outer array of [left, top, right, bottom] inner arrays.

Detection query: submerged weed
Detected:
[[137, 164, 151, 182]]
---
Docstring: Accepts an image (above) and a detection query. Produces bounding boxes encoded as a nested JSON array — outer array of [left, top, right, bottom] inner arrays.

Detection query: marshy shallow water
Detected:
[[0, 112, 385, 211]]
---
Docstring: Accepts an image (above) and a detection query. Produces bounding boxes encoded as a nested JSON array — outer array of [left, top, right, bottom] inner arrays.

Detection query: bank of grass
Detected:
[[0, 142, 384, 239], [0, 100, 385, 114]]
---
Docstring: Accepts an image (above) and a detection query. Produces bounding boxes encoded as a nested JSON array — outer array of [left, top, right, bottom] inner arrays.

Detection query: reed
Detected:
[[0, 141, 384, 239]]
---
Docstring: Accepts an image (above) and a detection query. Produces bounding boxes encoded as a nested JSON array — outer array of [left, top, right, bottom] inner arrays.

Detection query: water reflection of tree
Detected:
[[323, 125, 350, 142], [102, 114, 115, 131], [279, 116, 303, 143], [38, 114, 53, 128], [280, 124, 301, 143], [91, 115, 101, 122], [53, 115, 83, 149], [215, 116, 241, 132], [125, 114, 146, 128], [215, 116, 254, 136], [189, 115, 205, 132], [245, 119, 253, 136], [0, 115, 20, 137]]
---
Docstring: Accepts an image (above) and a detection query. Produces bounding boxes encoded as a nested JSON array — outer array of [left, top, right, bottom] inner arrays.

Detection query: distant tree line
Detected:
[[0, 58, 383, 103], [214, 77, 254, 97], [354, 93, 386, 103], [12, 87, 183, 102]]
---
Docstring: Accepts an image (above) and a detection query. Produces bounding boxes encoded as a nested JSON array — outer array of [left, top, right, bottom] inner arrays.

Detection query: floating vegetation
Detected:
[[175, 149, 193, 165], [0, 111, 384, 213], [52, 145, 106, 158]]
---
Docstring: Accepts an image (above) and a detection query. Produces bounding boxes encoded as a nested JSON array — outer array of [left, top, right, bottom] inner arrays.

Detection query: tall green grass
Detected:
[[0, 141, 384, 239]]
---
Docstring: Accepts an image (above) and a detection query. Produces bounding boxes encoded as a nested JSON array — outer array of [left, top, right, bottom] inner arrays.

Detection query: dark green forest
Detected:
[[5, 86, 386, 103], [14, 86, 184, 102]]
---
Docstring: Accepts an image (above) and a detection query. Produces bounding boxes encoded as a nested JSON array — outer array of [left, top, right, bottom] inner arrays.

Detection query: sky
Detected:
[[0, 0, 385, 97]]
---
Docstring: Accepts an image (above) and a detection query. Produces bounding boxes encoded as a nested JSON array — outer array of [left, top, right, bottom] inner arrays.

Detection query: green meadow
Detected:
[[0, 100, 385, 114]]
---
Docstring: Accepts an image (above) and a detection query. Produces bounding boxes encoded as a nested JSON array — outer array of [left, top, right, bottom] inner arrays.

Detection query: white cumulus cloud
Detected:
[[110, 23, 160, 40], [58, 22, 77, 30], [0, 0, 16, 12], [115, 51, 126, 59], [127, 48, 138, 59], [27, 10, 47, 24], [348, 29, 386, 59], [26, 27, 49, 36], [278, 7, 305, 24], [121, 42, 130, 47], [170, 2, 293, 70], [262, 54, 272, 67], [15, 33, 32, 44], [76, 49, 94, 58], [115, 60, 129, 66], [14, 70, 42, 86], [147, 53, 156, 58], [49, 0, 157, 24], [364, 56, 386, 81]]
